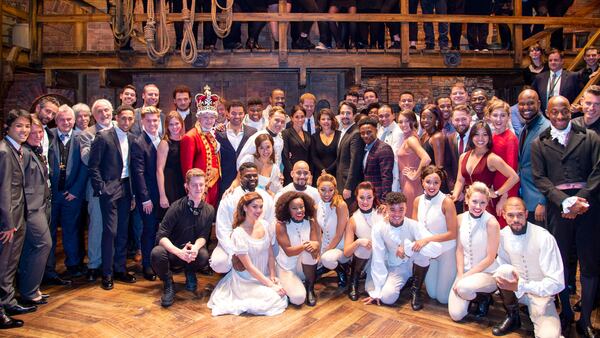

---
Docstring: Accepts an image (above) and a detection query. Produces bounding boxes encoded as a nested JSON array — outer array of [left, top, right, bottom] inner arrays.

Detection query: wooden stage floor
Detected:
[[4, 262, 599, 338]]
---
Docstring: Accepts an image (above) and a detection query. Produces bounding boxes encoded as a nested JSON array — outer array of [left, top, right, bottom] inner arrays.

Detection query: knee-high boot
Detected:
[[335, 262, 349, 288], [302, 264, 317, 306], [348, 256, 368, 301], [410, 264, 429, 311], [492, 289, 521, 336]]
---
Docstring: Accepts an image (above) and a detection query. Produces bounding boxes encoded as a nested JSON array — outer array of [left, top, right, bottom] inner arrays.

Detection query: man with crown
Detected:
[[180, 85, 221, 209]]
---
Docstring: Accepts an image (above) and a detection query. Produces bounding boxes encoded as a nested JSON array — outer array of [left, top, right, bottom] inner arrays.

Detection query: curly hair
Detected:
[[384, 192, 407, 205], [233, 192, 263, 228], [275, 191, 316, 223]]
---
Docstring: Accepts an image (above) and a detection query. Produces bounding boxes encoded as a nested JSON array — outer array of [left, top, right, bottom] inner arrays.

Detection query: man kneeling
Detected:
[[151, 169, 214, 307], [492, 197, 564, 337]]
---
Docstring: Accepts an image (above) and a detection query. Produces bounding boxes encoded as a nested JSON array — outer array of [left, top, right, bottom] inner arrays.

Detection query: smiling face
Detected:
[[229, 106, 245, 127], [56, 110, 74, 134], [76, 109, 91, 130], [302, 99, 315, 117], [471, 125, 490, 150], [319, 113, 333, 131], [92, 101, 113, 127], [503, 200, 528, 235], [470, 90, 488, 116], [397, 114, 413, 134], [174, 92, 191, 111], [339, 104, 354, 127], [547, 96, 571, 130], [359, 123, 377, 145], [240, 167, 259, 191], [27, 123, 44, 147], [199, 113, 217, 130], [186, 175, 206, 200], [452, 109, 472, 136], [257, 139, 273, 159], [518, 90, 541, 122], [116, 109, 135, 132], [489, 108, 509, 133], [357, 188, 374, 211], [7, 116, 31, 144], [450, 86, 468, 106], [142, 85, 160, 107], [399, 94, 415, 111], [36, 102, 58, 125], [268, 111, 286, 134], [142, 112, 160, 135], [420, 109, 437, 132], [422, 172, 442, 197], [291, 162, 310, 187], [467, 191, 488, 216], [548, 52, 564, 72], [378, 106, 394, 128], [363, 91, 378, 105], [120, 88, 137, 106], [387, 202, 406, 225], [244, 198, 264, 222], [582, 91, 600, 126], [583, 48, 599, 68], [247, 104, 263, 122], [289, 197, 306, 221], [318, 181, 336, 203], [270, 90, 286, 108], [437, 98, 453, 121], [291, 109, 306, 129], [167, 117, 182, 137]]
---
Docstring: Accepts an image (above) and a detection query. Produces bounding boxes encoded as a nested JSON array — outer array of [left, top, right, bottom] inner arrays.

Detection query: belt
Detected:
[[555, 182, 586, 190]]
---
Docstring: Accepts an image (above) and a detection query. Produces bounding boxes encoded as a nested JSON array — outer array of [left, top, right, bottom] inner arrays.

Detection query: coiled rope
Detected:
[[111, 0, 134, 47], [180, 0, 199, 64], [211, 0, 234, 38], [144, 0, 170, 61]]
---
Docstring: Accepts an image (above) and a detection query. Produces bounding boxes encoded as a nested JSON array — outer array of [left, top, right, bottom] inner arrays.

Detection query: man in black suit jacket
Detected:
[[131, 106, 162, 281], [533, 49, 582, 114], [0, 109, 34, 328], [336, 101, 364, 206], [215, 100, 256, 199], [172, 85, 197, 132], [531, 96, 600, 337], [88, 105, 137, 290], [45, 105, 88, 281]]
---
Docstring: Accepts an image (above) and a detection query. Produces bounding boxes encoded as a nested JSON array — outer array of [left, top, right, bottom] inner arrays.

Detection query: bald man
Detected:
[[531, 95, 600, 337], [274, 161, 320, 206], [492, 197, 563, 337], [516, 89, 550, 227]]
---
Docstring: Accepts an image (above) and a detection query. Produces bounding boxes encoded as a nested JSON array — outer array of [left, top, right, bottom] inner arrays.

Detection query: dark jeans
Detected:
[[422, 0, 448, 47], [447, 0, 464, 48], [151, 245, 209, 280], [358, 8, 384, 48]]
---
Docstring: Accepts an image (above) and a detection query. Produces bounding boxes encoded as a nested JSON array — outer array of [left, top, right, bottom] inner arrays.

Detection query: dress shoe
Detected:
[[143, 267, 156, 281], [293, 37, 315, 50], [388, 41, 401, 49], [42, 276, 72, 286], [224, 42, 243, 50], [5, 304, 37, 316], [424, 44, 435, 50], [66, 265, 85, 278], [355, 42, 368, 49], [0, 313, 23, 329], [40, 293, 50, 300], [560, 314, 574, 338], [86, 268, 100, 282], [576, 320, 598, 338], [102, 275, 114, 290], [114, 272, 137, 284], [18, 297, 48, 306]]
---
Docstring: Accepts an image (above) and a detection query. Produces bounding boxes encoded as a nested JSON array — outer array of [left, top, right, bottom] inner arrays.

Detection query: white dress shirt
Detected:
[[303, 115, 316, 135], [115, 126, 130, 178], [226, 124, 245, 151]]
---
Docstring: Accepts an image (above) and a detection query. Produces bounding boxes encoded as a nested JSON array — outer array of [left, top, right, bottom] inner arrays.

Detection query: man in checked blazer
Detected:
[[357, 117, 394, 201]]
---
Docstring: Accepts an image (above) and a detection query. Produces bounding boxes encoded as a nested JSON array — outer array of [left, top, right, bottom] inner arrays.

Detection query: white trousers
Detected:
[[365, 264, 411, 305], [209, 244, 231, 274], [321, 248, 350, 270], [448, 272, 497, 321], [424, 249, 457, 304], [354, 246, 372, 260], [277, 264, 306, 305]]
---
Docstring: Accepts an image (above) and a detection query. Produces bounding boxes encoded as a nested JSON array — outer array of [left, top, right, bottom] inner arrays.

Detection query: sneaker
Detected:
[[315, 42, 328, 50], [481, 48, 489, 52], [294, 37, 315, 50]]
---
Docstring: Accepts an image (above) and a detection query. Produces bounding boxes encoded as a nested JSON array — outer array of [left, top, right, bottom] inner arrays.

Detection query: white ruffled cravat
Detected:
[[549, 122, 571, 146]]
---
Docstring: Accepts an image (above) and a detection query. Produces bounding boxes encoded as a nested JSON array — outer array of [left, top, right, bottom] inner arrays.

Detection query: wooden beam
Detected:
[[400, 0, 409, 64], [299, 66, 307, 87], [513, 0, 523, 65], [278, 0, 288, 66], [522, 27, 560, 49], [29, 0, 41, 64], [73, 6, 87, 52], [567, 29, 600, 72], [354, 65, 362, 85], [1, 3, 29, 20], [35, 13, 600, 27], [573, 72, 599, 105], [45, 69, 79, 88]]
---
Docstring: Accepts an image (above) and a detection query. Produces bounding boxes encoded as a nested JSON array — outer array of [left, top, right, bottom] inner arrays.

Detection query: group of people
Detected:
[[1, 54, 600, 338], [114, 0, 574, 52]]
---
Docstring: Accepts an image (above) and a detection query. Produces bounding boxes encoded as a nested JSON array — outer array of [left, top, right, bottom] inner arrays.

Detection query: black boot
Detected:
[[410, 264, 429, 311], [185, 269, 197, 292], [303, 264, 317, 306], [335, 263, 349, 288], [348, 256, 368, 301], [474, 292, 493, 318], [161, 277, 175, 308], [492, 289, 521, 336]]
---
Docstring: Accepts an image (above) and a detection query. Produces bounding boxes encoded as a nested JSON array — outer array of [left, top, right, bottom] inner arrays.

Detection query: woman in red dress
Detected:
[[487, 99, 519, 227], [451, 121, 519, 219], [180, 86, 221, 208]]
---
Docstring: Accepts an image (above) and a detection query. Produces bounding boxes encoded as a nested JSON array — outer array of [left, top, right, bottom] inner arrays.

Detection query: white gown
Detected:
[[208, 221, 288, 316]]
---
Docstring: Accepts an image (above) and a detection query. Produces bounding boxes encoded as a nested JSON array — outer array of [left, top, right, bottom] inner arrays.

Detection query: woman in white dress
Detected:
[[344, 181, 382, 301], [208, 192, 288, 316], [316, 174, 350, 288], [412, 166, 458, 309], [275, 191, 321, 306], [237, 133, 282, 196], [448, 181, 500, 321]]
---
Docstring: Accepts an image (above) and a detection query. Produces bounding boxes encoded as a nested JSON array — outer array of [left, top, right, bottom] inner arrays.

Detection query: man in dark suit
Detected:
[[358, 117, 394, 200], [0, 109, 34, 328], [172, 85, 197, 132], [336, 101, 364, 206], [216, 99, 256, 198], [444, 105, 472, 202], [18, 116, 52, 307], [531, 95, 600, 337], [131, 83, 165, 136], [80, 99, 115, 282], [34, 96, 59, 170], [533, 49, 582, 114], [119, 84, 137, 108], [131, 106, 162, 281], [88, 105, 137, 290], [45, 105, 88, 282]]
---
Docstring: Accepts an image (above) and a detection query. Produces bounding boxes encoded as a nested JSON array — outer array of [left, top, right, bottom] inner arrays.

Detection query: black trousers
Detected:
[[447, 0, 465, 48], [357, 8, 384, 48], [100, 180, 132, 276], [290, 0, 326, 43], [151, 245, 209, 280]]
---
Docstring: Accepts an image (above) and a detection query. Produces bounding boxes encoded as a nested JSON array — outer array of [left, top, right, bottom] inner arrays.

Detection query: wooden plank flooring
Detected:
[[3, 256, 598, 337]]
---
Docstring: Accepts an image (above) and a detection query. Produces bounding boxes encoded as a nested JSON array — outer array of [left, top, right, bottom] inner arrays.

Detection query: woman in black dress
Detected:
[[310, 108, 341, 184], [419, 104, 448, 191], [282, 105, 311, 185], [156, 111, 186, 218]]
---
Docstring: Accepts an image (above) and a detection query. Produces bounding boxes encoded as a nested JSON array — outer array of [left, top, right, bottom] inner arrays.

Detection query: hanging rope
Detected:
[[144, 0, 170, 61], [211, 0, 234, 38], [180, 0, 199, 64], [111, 0, 135, 47]]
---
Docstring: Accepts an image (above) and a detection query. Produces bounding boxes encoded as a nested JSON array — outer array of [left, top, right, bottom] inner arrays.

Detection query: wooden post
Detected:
[[74, 6, 87, 52], [513, 0, 523, 66], [29, 0, 42, 64], [278, 0, 288, 66], [400, 0, 409, 64]]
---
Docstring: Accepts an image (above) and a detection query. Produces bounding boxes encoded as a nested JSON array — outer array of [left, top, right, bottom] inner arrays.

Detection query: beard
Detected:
[[509, 222, 527, 235]]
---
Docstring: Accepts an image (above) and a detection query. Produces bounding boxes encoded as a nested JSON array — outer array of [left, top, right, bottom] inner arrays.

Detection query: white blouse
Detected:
[[417, 192, 456, 253], [458, 211, 498, 273]]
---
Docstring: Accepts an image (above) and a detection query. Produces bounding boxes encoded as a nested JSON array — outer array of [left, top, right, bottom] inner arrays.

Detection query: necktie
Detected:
[[307, 118, 312, 135], [60, 133, 69, 144], [458, 136, 465, 155], [380, 129, 389, 142], [17, 147, 23, 164], [519, 127, 528, 155]]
